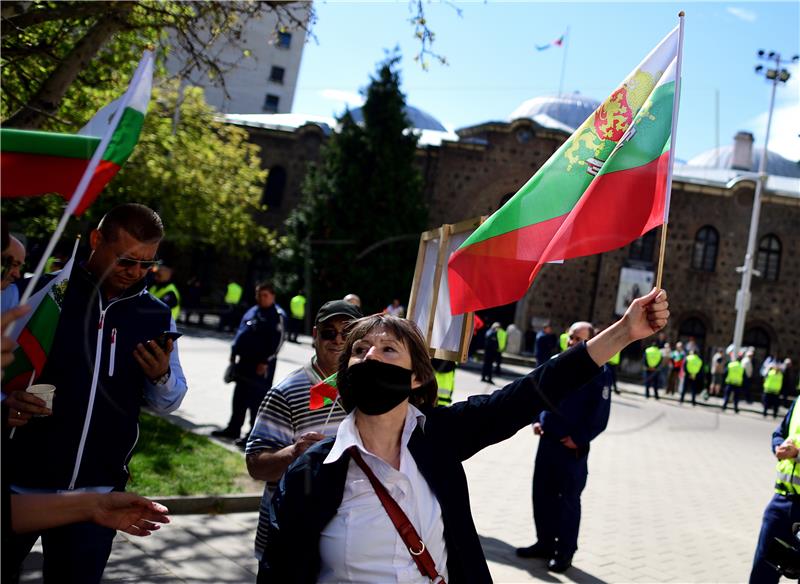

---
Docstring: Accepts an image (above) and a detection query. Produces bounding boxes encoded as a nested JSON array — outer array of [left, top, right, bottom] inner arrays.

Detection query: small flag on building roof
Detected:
[[536, 34, 565, 51]]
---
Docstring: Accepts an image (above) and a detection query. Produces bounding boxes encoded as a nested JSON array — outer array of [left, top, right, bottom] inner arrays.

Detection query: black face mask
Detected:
[[345, 360, 413, 416]]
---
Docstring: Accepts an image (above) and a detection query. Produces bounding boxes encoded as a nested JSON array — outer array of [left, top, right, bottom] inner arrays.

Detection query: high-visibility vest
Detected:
[[497, 328, 507, 352], [225, 282, 243, 305], [775, 401, 800, 495], [685, 354, 703, 379], [559, 332, 569, 352], [645, 346, 662, 369], [764, 370, 784, 395], [725, 361, 744, 386], [608, 352, 621, 366], [435, 370, 456, 406], [149, 282, 181, 320], [289, 294, 306, 319]]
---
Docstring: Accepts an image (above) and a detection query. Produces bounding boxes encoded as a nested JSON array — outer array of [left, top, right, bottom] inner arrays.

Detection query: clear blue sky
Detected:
[[292, 1, 800, 162]]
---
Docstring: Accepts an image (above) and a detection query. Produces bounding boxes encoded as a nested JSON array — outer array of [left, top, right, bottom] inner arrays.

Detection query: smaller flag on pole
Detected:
[[309, 373, 338, 411], [536, 34, 565, 51]]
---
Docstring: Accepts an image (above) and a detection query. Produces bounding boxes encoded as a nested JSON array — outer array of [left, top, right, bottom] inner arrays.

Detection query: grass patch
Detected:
[[128, 412, 248, 497]]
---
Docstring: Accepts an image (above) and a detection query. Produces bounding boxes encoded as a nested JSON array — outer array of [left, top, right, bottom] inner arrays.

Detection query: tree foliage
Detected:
[[274, 54, 427, 314], [2, 83, 271, 259]]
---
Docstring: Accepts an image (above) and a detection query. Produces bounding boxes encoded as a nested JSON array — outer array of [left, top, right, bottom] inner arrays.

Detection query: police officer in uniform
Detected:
[[516, 321, 612, 573], [148, 265, 181, 320], [680, 349, 703, 406], [762, 365, 784, 418], [643, 341, 662, 399], [722, 354, 745, 413], [750, 397, 800, 583]]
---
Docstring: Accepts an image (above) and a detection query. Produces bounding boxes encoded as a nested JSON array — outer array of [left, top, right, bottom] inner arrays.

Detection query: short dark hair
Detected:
[[337, 315, 437, 413], [97, 204, 164, 243], [255, 282, 275, 294]]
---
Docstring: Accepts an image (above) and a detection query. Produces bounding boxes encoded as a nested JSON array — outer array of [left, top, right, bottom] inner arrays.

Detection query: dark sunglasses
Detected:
[[319, 328, 347, 341], [115, 255, 161, 270]]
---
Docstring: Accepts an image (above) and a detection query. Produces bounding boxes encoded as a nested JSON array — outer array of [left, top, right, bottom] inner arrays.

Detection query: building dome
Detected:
[[348, 104, 447, 132], [687, 145, 800, 178], [509, 93, 600, 132]]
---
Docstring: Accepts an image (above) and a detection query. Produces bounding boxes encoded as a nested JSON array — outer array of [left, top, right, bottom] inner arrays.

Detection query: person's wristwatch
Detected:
[[151, 369, 171, 385]]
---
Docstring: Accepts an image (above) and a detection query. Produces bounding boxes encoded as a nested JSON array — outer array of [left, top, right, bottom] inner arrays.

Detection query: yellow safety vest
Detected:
[[290, 295, 306, 319], [149, 282, 181, 320], [225, 282, 243, 305], [608, 352, 621, 366], [435, 370, 456, 406], [725, 361, 744, 386], [497, 329, 507, 352], [764, 370, 784, 395], [775, 401, 800, 495], [559, 332, 569, 352], [645, 346, 662, 369], [685, 354, 703, 379]]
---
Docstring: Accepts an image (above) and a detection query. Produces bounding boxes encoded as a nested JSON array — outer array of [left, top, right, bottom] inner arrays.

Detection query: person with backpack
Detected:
[[213, 282, 286, 447]]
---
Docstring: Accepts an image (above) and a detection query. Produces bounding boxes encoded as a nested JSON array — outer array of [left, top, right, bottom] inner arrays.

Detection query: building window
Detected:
[[629, 229, 656, 262], [743, 326, 771, 364], [755, 234, 781, 281], [678, 316, 707, 353], [263, 94, 280, 114], [691, 226, 718, 272], [276, 31, 292, 49], [269, 66, 285, 84], [262, 166, 287, 208]]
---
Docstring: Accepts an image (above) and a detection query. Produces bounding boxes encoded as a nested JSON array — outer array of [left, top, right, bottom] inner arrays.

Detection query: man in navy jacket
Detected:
[[517, 321, 612, 572], [5, 204, 188, 584]]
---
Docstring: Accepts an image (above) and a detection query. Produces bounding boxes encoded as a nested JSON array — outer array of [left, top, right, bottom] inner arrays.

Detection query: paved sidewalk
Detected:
[[20, 331, 795, 582]]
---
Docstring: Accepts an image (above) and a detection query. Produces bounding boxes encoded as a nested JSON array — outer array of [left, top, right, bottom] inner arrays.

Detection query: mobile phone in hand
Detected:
[[154, 331, 183, 350]]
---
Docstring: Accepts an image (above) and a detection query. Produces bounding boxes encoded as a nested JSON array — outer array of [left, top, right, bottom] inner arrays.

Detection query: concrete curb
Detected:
[[154, 493, 262, 515]]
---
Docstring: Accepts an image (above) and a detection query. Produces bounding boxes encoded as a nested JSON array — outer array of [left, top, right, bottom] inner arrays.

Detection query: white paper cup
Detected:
[[27, 384, 55, 415]]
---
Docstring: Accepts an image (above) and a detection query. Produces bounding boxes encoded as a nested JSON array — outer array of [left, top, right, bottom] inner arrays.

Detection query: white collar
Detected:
[[324, 404, 426, 465]]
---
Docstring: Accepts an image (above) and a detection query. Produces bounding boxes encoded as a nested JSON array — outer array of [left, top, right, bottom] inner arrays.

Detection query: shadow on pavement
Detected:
[[479, 535, 609, 584]]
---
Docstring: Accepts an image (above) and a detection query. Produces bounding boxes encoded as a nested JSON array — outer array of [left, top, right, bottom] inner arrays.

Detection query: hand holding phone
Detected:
[[155, 331, 183, 350]]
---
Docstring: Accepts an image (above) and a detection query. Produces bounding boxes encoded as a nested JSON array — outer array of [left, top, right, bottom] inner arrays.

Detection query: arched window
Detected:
[[755, 234, 781, 281], [678, 316, 707, 353], [691, 226, 718, 272], [629, 229, 657, 262], [743, 326, 771, 366], [262, 166, 287, 208]]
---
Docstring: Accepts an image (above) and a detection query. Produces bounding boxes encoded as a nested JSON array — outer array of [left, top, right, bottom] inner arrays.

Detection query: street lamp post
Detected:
[[731, 50, 798, 355]]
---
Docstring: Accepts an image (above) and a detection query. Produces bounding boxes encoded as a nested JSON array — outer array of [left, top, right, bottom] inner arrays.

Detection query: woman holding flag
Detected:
[[261, 288, 669, 583]]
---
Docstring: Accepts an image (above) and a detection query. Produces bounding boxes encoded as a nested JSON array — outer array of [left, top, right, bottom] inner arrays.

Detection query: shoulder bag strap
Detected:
[[347, 446, 445, 583]]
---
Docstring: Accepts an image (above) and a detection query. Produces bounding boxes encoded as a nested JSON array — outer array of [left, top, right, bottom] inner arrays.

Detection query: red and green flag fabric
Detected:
[[536, 34, 565, 51], [0, 51, 153, 215], [449, 25, 681, 315], [309, 373, 339, 411], [3, 253, 75, 392]]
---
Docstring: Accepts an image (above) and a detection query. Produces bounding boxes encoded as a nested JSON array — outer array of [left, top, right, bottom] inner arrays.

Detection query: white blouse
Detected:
[[318, 406, 448, 583]]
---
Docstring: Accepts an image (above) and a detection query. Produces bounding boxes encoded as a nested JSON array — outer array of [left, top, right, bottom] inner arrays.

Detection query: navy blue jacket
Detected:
[[9, 264, 173, 490], [772, 399, 797, 453], [263, 343, 601, 583], [538, 365, 612, 457], [232, 304, 285, 367]]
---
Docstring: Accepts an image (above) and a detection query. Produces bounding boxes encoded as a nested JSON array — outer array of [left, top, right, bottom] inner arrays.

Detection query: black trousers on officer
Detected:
[[762, 393, 781, 418], [680, 376, 700, 406], [532, 438, 588, 560], [750, 493, 800, 584], [721, 383, 741, 412], [226, 360, 276, 437]]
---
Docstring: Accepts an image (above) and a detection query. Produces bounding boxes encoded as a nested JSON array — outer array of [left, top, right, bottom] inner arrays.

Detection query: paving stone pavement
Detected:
[[20, 331, 795, 582]]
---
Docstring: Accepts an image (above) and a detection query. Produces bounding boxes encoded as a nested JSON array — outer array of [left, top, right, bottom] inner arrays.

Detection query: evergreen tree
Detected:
[[275, 54, 427, 314]]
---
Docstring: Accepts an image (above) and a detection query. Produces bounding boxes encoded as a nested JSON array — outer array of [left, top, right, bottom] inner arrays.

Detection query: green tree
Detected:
[[2, 83, 271, 258], [275, 54, 427, 313]]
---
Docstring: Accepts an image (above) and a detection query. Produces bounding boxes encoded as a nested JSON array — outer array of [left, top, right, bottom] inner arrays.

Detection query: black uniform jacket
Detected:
[[263, 342, 601, 583]]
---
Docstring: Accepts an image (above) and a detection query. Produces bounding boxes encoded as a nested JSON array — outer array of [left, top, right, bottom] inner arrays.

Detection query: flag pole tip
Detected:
[[678, 10, 685, 17]]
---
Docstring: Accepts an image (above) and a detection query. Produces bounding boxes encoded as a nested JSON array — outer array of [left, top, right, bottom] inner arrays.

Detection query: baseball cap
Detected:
[[315, 300, 363, 325]]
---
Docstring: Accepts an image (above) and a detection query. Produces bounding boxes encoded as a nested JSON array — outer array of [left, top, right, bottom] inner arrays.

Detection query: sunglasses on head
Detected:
[[319, 328, 347, 341], [115, 255, 161, 270]]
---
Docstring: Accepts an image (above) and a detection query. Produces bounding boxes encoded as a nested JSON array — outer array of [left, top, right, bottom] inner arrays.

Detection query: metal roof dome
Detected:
[[509, 93, 601, 132], [687, 145, 800, 178], [348, 104, 447, 132]]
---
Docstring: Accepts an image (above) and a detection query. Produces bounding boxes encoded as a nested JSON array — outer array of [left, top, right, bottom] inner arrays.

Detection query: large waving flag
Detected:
[[449, 23, 683, 315], [2, 244, 77, 392], [1, 51, 154, 215]]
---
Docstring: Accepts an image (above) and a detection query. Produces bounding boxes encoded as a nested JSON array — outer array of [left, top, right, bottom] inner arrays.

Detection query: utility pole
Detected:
[[731, 50, 798, 355]]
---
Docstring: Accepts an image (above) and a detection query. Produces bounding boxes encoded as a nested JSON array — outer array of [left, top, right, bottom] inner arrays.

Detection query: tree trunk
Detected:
[[3, 3, 133, 130]]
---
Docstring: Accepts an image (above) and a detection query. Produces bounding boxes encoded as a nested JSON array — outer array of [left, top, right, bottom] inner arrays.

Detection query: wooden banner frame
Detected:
[[407, 216, 484, 362]]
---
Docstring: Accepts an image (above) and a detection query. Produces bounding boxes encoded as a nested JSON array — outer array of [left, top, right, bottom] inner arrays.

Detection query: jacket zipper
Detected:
[[68, 289, 144, 490], [108, 328, 117, 377]]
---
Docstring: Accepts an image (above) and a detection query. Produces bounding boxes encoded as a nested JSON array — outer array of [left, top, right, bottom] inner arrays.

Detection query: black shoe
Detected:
[[547, 557, 572, 573], [211, 429, 239, 440], [234, 437, 248, 450], [515, 544, 552, 559]]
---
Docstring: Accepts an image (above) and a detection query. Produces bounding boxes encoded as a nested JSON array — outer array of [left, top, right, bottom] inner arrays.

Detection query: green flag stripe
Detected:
[[597, 81, 674, 177], [2, 346, 33, 381], [102, 107, 145, 167], [25, 294, 61, 354], [1, 128, 99, 159]]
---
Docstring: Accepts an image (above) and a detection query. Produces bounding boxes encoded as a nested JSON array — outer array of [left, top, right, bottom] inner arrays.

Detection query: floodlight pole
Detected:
[[731, 50, 794, 355]]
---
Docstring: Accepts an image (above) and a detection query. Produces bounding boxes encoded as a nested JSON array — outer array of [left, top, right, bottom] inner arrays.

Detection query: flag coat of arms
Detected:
[[448, 25, 681, 315], [3, 254, 75, 392], [0, 52, 154, 215]]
